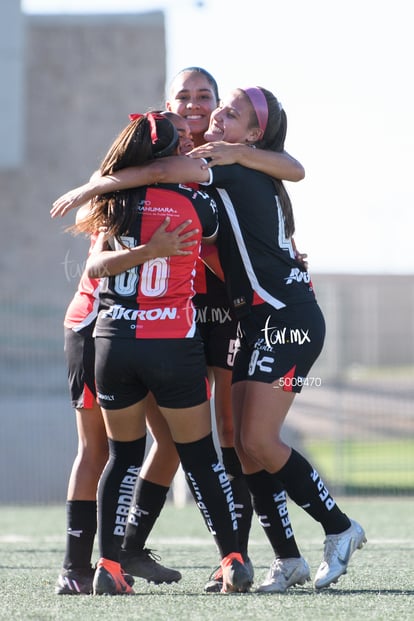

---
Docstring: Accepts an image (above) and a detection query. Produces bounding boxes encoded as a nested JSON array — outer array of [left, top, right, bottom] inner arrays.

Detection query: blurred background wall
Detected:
[[1, 2, 412, 503]]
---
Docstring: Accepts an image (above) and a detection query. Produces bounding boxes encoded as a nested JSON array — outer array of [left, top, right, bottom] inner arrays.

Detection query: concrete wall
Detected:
[[1, 12, 166, 309], [0, 11, 168, 504], [0, 0, 24, 167], [311, 273, 414, 374]]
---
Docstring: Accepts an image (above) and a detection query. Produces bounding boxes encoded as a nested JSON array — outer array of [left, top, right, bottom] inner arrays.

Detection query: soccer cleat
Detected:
[[205, 565, 223, 593], [55, 565, 134, 595], [205, 557, 254, 593], [314, 519, 367, 590], [120, 548, 182, 584], [55, 567, 94, 595], [256, 556, 310, 593], [220, 552, 252, 593], [93, 558, 135, 595], [121, 570, 135, 587]]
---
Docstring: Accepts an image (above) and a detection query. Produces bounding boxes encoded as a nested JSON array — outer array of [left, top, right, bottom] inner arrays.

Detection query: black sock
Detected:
[[121, 477, 169, 552], [97, 436, 146, 561], [246, 470, 301, 558], [63, 500, 97, 570], [221, 447, 253, 559], [276, 448, 350, 535], [176, 433, 239, 558]]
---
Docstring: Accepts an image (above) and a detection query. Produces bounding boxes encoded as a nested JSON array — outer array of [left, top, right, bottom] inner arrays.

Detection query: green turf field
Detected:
[[305, 439, 414, 492], [0, 498, 413, 621]]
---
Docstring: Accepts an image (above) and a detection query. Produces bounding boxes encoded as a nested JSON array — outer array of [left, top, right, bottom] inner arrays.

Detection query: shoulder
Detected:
[[165, 183, 217, 208], [210, 163, 255, 183]]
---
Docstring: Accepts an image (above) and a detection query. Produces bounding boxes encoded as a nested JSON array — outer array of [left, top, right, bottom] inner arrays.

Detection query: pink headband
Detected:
[[243, 87, 268, 133]]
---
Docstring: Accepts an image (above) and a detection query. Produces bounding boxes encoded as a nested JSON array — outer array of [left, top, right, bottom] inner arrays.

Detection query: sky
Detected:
[[21, 0, 414, 275]]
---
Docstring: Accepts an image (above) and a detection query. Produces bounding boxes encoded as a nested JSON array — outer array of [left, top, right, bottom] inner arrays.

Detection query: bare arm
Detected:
[[75, 202, 92, 224], [87, 217, 199, 278], [187, 142, 305, 182], [50, 157, 210, 218]]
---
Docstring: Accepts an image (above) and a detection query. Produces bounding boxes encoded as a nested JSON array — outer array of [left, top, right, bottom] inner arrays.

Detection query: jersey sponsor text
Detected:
[[101, 304, 177, 321]]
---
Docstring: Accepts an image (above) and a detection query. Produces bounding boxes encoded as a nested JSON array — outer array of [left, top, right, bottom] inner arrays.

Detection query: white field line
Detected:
[[0, 535, 413, 547]]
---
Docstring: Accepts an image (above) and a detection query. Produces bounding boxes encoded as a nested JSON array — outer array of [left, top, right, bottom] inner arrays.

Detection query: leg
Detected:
[[233, 303, 366, 590], [67, 402, 108, 500], [120, 393, 182, 584], [56, 401, 108, 595], [235, 380, 365, 591], [204, 366, 254, 593], [234, 379, 295, 473], [212, 366, 235, 448], [238, 382, 363, 561], [93, 401, 147, 596], [56, 326, 108, 595], [160, 400, 252, 592], [141, 336, 250, 592], [275, 447, 367, 590], [233, 380, 310, 593]]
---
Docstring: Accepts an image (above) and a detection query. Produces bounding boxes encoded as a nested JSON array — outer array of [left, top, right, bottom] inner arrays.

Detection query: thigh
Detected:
[[101, 400, 147, 442], [239, 380, 296, 442], [144, 338, 210, 409], [95, 337, 149, 410], [159, 400, 213, 444], [145, 392, 173, 443], [75, 401, 107, 455], [149, 338, 212, 442], [232, 379, 295, 473]]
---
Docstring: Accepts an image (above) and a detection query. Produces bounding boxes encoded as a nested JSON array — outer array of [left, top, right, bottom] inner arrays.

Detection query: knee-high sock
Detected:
[[221, 447, 253, 559], [63, 500, 97, 570], [176, 433, 239, 558], [246, 470, 301, 558], [276, 448, 350, 535], [97, 437, 146, 561], [122, 477, 169, 552]]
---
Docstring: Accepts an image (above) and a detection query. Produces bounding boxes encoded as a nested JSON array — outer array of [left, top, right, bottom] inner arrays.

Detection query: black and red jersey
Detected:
[[95, 183, 218, 339], [203, 164, 316, 318]]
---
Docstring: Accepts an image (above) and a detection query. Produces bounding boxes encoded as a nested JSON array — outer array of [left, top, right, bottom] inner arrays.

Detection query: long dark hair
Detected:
[[241, 87, 295, 238], [75, 113, 178, 241]]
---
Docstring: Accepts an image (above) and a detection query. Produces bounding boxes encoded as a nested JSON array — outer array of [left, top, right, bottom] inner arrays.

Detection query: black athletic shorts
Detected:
[[194, 279, 238, 370], [232, 302, 326, 393], [64, 324, 96, 409], [95, 335, 210, 410]]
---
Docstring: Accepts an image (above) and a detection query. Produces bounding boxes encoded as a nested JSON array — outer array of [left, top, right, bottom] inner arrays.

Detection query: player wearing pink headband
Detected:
[[242, 87, 269, 133]]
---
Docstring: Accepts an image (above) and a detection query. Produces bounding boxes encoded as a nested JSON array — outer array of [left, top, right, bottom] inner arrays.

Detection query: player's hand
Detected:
[[50, 183, 95, 218], [146, 217, 199, 257], [187, 141, 242, 168], [295, 251, 308, 271]]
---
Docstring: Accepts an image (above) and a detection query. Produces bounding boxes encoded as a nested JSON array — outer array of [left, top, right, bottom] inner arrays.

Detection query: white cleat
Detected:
[[256, 556, 311, 593], [314, 519, 367, 590]]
